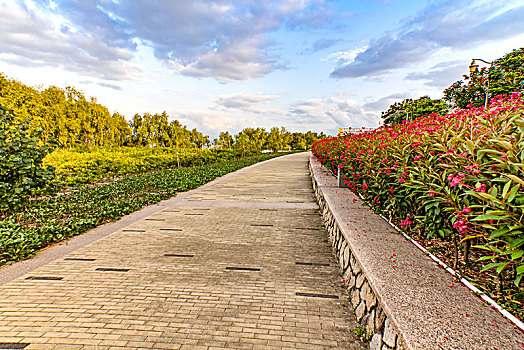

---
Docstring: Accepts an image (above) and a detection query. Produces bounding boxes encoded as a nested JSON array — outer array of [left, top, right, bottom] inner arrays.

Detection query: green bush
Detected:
[[0, 105, 55, 212], [43, 146, 255, 186]]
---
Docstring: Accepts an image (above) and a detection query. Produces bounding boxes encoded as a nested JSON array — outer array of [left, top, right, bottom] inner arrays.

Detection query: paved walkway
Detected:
[[0, 153, 364, 350]]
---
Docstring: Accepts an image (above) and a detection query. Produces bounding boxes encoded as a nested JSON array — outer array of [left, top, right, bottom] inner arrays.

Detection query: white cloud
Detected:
[[362, 93, 409, 113], [167, 36, 277, 81], [27, 0, 333, 82], [405, 60, 466, 88], [172, 110, 253, 136], [322, 45, 367, 63], [288, 96, 380, 134], [0, 0, 141, 80], [164, 88, 184, 94], [331, 0, 524, 78], [216, 93, 280, 109], [213, 92, 281, 117]]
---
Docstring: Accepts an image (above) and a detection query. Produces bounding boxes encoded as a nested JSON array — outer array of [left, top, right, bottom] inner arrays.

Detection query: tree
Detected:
[[444, 47, 524, 109], [218, 131, 233, 149], [1, 74, 131, 147], [234, 132, 251, 157], [290, 132, 307, 150], [381, 96, 448, 126], [304, 131, 320, 149], [265, 127, 284, 151], [280, 127, 292, 150], [130, 114, 147, 146], [233, 128, 267, 152]]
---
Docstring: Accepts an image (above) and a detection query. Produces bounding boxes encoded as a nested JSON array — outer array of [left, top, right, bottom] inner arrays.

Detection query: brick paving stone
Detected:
[[0, 153, 364, 349]]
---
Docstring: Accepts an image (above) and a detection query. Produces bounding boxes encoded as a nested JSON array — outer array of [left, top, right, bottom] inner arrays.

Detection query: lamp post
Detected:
[[469, 58, 493, 109]]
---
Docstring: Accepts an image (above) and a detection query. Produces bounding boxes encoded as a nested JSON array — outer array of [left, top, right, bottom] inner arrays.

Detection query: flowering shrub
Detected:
[[312, 93, 524, 318]]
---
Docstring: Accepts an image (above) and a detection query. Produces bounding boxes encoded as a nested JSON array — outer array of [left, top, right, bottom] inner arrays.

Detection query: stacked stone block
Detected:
[[310, 164, 403, 350]]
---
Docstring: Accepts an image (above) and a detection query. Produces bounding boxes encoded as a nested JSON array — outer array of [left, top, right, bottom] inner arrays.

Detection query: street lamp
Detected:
[[469, 58, 493, 109]]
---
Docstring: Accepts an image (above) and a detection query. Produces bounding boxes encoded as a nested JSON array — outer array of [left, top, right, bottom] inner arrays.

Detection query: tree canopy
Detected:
[[0, 73, 325, 151], [381, 96, 448, 126], [444, 47, 524, 109]]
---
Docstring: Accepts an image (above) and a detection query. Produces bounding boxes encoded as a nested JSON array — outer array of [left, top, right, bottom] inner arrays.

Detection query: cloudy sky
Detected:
[[1, 0, 523, 137]]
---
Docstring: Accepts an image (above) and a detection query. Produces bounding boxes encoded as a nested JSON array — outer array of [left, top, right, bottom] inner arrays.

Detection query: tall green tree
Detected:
[[265, 126, 291, 151], [444, 47, 524, 109], [381, 96, 448, 126], [218, 131, 233, 149]]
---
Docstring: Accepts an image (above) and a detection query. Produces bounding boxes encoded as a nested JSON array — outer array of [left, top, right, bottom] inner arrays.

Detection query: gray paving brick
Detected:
[[0, 153, 364, 349]]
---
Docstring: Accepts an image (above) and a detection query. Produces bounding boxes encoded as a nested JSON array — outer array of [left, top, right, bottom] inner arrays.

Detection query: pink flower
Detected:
[[400, 216, 412, 226], [414, 154, 422, 161], [390, 187, 394, 194], [463, 206, 471, 214], [449, 173, 465, 187], [428, 188, 435, 197], [465, 164, 479, 173], [453, 217, 469, 233]]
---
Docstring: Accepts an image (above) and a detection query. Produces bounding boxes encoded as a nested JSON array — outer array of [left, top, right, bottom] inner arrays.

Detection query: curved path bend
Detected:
[[0, 152, 364, 350]]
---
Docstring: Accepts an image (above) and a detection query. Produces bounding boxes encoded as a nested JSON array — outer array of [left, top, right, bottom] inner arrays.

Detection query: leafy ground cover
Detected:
[[0, 153, 282, 266], [44, 147, 255, 186], [312, 93, 524, 321]]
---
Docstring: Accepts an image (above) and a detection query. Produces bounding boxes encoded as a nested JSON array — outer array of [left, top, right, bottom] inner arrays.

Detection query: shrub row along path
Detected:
[[0, 152, 365, 350]]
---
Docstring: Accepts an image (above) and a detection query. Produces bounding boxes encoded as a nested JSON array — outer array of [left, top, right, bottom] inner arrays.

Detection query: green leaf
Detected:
[[471, 214, 508, 222], [490, 228, 509, 239], [477, 149, 502, 156], [494, 140, 512, 151], [504, 174, 524, 187], [477, 255, 498, 261], [507, 186, 519, 202], [481, 262, 501, 272], [515, 274, 523, 287], [474, 192, 502, 205], [496, 262, 511, 274], [509, 238, 524, 249], [502, 180, 511, 199]]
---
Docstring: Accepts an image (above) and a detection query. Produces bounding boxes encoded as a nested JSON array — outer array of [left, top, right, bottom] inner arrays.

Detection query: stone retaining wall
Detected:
[[311, 166, 402, 350]]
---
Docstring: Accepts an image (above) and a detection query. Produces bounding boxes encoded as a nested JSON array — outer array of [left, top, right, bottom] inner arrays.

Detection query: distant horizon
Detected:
[[1, 0, 523, 138]]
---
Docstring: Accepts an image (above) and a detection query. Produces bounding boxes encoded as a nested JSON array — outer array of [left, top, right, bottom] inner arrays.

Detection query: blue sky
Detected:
[[1, 0, 523, 137]]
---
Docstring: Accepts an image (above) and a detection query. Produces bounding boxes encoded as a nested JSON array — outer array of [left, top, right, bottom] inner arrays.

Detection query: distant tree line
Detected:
[[217, 127, 325, 156], [0, 73, 325, 150], [381, 47, 524, 126]]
